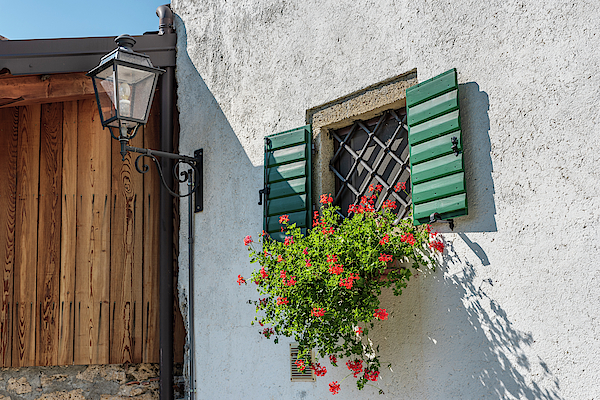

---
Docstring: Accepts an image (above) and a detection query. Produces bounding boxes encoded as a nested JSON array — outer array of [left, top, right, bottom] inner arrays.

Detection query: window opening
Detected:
[[330, 108, 411, 218]]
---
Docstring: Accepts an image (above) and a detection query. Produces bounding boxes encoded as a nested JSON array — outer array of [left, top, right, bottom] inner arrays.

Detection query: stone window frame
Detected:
[[306, 69, 418, 210]]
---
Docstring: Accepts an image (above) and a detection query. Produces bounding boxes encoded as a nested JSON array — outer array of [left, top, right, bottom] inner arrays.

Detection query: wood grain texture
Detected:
[[110, 121, 144, 364], [36, 103, 63, 366], [0, 107, 19, 367], [74, 99, 110, 365], [13, 105, 41, 367], [142, 95, 160, 363], [58, 101, 77, 365]]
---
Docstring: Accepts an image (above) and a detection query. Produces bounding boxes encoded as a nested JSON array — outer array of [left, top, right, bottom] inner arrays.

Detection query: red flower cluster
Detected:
[[277, 255, 284, 263], [378, 253, 393, 262], [322, 226, 335, 235], [295, 359, 306, 372], [259, 298, 268, 308], [429, 240, 445, 252], [355, 326, 363, 335], [260, 267, 268, 279], [279, 214, 289, 224], [400, 233, 416, 245], [303, 248, 309, 255], [369, 184, 383, 193], [320, 193, 333, 204], [346, 360, 363, 377], [329, 381, 340, 395], [394, 181, 406, 191], [329, 354, 337, 366], [310, 363, 327, 376], [328, 265, 344, 275], [237, 275, 246, 285], [374, 308, 388, 320], [284, 276, 296, 286], [280, 270, 287, 280], [284, 236, 294, 246], [379, 234, 389, 245], [382, 199, 397, 209], [313, 211, 323, 227], [277, 297, 289, 305], [364, 370, 379, 381], [311, 307, 325, 317], [339, 273, 359, 289], [262, 327, 274, 338], [327, 254, 338, 263], [243, 235, 252, 246], [305, 259, 312, 267]]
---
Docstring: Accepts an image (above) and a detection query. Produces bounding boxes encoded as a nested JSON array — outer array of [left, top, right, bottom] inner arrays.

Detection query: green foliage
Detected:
[[242, 192, 443, 394]]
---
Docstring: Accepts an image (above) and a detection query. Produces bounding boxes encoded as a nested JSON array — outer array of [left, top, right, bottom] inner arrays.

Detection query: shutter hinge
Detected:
[[258, 186, 270, 205], [429, 212, 454, 230], [451, 136, 460, 156]]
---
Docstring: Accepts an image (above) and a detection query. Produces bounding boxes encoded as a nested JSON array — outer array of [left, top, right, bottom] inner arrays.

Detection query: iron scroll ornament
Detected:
[[125, 144, 202, 199]]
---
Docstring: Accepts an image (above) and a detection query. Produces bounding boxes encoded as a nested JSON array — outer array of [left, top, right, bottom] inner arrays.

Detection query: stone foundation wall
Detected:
[[0, 364, 180, 400]]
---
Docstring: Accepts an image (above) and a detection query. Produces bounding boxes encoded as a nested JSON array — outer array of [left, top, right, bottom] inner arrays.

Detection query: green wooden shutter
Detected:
[[406, 68, 467, 225], [263, 125, 312, 241]]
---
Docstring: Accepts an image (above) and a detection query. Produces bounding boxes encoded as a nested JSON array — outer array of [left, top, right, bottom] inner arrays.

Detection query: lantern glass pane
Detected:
[[116, 65, 157, 123], [92, 66, 117, 125]]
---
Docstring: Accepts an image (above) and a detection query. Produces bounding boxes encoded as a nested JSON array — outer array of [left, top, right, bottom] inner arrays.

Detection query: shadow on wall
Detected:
[[456, 82, 497, 233], [376, 249, 563, 400]]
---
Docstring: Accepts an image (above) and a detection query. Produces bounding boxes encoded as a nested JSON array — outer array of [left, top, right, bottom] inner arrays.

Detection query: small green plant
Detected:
[[239, 185, 444, 395]]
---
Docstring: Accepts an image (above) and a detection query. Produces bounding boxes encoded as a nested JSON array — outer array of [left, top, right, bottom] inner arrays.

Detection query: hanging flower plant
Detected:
[[240, 187, 444, 395]]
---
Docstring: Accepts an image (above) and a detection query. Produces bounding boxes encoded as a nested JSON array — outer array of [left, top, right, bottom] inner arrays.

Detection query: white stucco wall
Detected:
[[171, 0, 600, 398]]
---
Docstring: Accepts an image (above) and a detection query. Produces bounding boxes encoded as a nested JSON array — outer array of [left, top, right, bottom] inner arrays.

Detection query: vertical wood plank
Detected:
[[142, 95, 160, 363], [0, 107, 19, 367], [58, 101, 77, 365], [13, 104, 41, 367], [36, 103, 63, 366], [109, 121, 144, 364], [74, 99, 110, 365]]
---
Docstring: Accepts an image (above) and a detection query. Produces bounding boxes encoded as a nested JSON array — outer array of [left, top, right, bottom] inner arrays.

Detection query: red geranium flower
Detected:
[[277, 255, 283, 263], [284, 236, 294, 246], [329, 355, 337, 366], [379, 234, 389, 245], [277, 297, 289, 305], [243, 235, 252, 246], [310, 363, 327, 376], [320, 193, 333, 204], [329, 381, 340, 395], [429, 240, 445, 252], [295, 359, 306, 372], [260, 266, 268, 279], [311, 307, 325, 317], [279, 214, 289, 224], [374, 308, 388, 320], [378, 253, 393, 262], [346, 360, 363, 377], [394, 181, 406, 191], [355, 326, 363, 335], [237, 275, 246, 285], [401, 233, 416, 245], [364, 370, 380, 381]]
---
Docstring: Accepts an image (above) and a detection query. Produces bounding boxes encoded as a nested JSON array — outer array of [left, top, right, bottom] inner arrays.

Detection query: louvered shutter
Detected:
[[263, 125, 312, 241], [406, 68, 467, 226]]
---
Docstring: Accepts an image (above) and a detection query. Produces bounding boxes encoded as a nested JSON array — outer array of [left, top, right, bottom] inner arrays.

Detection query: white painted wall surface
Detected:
[[171, 0, 600, 398]]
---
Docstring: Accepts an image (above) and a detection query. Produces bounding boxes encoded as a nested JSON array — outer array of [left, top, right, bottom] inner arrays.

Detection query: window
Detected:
[[261, 68, 467, 232], [330, 108, 411, 218]]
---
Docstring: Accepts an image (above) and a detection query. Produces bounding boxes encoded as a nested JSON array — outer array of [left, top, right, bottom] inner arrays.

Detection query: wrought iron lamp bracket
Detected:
[[124, 144, 204, 212]]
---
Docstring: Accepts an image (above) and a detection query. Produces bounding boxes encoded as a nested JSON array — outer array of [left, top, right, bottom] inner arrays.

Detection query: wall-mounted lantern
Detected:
[[87, 34, 202, 205]]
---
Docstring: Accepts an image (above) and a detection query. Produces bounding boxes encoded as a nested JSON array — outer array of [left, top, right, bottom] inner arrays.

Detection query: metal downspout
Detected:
[[159, 65, 174, 400], [187, 176, 196, 400]]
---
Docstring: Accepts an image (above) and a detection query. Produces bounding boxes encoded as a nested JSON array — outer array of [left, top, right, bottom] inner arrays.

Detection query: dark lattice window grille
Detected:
[[330, 108, 411, 219]]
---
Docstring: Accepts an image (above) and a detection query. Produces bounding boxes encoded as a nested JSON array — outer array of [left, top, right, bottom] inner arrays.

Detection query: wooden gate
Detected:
[[0, 93, 184, 367]]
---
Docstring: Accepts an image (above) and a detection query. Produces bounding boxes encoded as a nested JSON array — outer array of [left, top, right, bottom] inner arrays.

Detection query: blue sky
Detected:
[[0, 0, 168, 40]]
